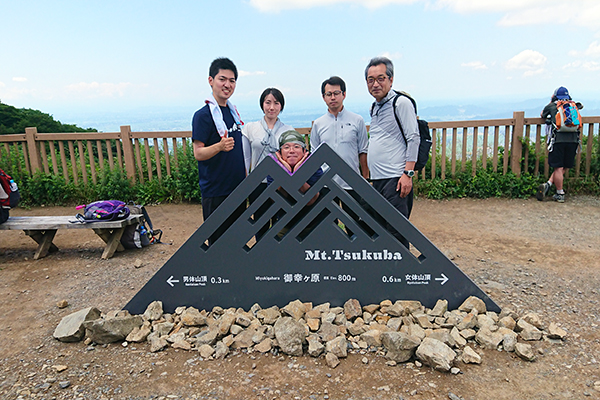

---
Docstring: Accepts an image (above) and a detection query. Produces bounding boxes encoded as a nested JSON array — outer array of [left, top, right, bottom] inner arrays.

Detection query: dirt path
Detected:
[[1, 197, 599, 400]]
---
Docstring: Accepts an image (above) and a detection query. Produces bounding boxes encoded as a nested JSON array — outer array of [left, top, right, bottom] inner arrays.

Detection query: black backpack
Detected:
[[120, 204, 163, 249], [371, 90, 432, 171]]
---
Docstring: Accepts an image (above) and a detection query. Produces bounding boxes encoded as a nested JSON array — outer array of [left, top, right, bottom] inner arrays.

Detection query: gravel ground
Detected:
[[1, 196, 599, 400]]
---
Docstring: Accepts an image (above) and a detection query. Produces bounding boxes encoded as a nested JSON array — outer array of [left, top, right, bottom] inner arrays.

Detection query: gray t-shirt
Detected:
[[368, 90, 420, 179]]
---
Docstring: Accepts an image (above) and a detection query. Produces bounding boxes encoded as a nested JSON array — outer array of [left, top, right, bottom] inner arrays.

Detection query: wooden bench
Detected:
[[0, 214, 143, 259]]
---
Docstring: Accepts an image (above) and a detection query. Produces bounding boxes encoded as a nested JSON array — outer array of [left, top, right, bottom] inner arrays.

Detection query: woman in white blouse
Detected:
[[242, 88, 293, 239], [242, 88, 293, 174]]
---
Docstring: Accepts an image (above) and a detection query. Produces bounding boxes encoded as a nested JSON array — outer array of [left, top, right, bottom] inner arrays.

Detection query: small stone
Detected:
[[255, 338, 273, 353], [415, 337, 456, 372], [325, 353, 340, 368], [362, 357, 369, 364], [458, 296, 486, 314], [516, 320, 542, 341], [172, 340, 192, 351], [199, 344, 215, 359], [58, 381, 71, 389], [461, 346, 482, 364], [547, 322, 567, 340], [515, 343, 536, 361], [429, 299, 448, 317], [56, 300, 69, 309], [450, 367, 461, 375], [134, 258, 143, 268]]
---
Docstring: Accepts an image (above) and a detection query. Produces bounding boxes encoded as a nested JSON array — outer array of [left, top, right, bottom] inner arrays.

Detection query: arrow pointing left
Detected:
[[166, 276, 180, 287]]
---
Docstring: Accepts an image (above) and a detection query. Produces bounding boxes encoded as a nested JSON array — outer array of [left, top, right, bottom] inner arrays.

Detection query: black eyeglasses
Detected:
[[324, 90, 343, 98], [366, 75, 387, 85]]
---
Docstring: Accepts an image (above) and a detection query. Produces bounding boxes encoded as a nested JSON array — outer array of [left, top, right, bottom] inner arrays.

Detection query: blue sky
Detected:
[[1, 0, 599, 129]]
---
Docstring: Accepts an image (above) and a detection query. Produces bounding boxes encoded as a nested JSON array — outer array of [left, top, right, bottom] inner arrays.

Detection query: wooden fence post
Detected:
[[25, 127, 42, 174], [120, 125, 136, 183], [511, 112, 524, 177]]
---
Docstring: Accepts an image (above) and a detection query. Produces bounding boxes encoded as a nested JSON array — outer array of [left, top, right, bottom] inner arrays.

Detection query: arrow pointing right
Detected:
[[166, 275, 180, 287], [435, 273, 449, 285]]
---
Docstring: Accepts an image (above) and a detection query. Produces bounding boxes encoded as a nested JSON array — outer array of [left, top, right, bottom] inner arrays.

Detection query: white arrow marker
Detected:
[[166, 276, 180, 287], [435, 273, 449, 285]]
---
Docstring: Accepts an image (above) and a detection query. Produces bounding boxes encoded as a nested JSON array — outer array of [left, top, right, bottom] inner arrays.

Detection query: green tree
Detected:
[[0, 101, 97, 134]]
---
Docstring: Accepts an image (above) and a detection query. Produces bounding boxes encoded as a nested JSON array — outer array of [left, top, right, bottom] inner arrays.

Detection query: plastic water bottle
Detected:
[[9, 179, 18, 192]]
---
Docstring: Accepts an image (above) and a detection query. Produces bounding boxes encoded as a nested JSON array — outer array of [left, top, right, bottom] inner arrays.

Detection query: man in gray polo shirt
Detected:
[[311, 76, 369, 237], [311, 76, 369, 189], [365, 56, 420, 247]]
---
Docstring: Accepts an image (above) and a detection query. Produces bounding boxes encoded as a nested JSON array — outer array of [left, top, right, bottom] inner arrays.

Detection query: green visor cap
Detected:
[[279, 130, 306, 149]]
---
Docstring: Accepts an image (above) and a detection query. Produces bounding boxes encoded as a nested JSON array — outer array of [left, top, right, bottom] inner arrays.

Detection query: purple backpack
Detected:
[[76, 200, 130, 222]]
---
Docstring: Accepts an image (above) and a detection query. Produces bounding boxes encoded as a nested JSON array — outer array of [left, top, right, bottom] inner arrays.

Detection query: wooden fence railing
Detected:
[[1, 112, 598, 184]]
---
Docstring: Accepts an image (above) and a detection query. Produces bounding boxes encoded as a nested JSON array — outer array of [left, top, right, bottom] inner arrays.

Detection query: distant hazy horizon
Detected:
[[45, 96, 600, 133]]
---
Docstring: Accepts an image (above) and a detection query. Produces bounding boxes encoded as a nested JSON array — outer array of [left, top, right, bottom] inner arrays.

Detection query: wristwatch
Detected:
[[403, 170, 415, 178]]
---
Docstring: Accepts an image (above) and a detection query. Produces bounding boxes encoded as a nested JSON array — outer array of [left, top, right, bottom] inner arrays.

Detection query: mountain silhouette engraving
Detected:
[[125, 144, 500, 314]]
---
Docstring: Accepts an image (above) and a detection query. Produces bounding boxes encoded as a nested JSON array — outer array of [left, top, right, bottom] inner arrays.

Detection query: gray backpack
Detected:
[[120, 205, 162, 249]]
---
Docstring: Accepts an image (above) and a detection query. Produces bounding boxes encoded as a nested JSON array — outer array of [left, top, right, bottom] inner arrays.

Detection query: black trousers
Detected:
[[0, 207, 8, 224], [371, 177, 414, 248]]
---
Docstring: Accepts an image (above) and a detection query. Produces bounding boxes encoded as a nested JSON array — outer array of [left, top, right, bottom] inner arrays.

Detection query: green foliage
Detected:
[[0, 101, 96, 134], [19, 173, 74, 206], [169, 144, 202, 202], [95, 168, 138, 202], [564, 175, 600, 194], [417, 169, 562, 200], [414, 177, 466, 200]]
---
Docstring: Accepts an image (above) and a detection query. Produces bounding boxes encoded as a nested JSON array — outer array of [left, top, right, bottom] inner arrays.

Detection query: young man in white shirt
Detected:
[[311, 76, 369, 187], [311, 76, 369, 236]]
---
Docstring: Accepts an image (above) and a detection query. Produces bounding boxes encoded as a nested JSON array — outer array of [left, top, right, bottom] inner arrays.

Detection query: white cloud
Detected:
[[434, 0, 600, 29], [0, 82, 5, 88], [562, 60, 600, 71], [249, 0, 600, 29], [505, 50, 547, 76], [239, 70, 267, 77], [570, 41, 600, 58], [12, 77, 28, 82], [380, 51, 402, 60], [584, 41, 600, 58], [461, 61, 488, 70], [65, 82, 133, 97]]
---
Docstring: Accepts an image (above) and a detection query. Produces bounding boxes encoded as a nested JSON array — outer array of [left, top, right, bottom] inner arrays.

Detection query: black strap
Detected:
[[139, 205, 166, 244], [392, 91, 418, 145], [371, 90, 419, 145], [140, 206, 153, 231]]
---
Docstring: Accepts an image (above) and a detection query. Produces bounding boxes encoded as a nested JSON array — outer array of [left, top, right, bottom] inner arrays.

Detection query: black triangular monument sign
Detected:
[[125, 144, 500, 314]]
